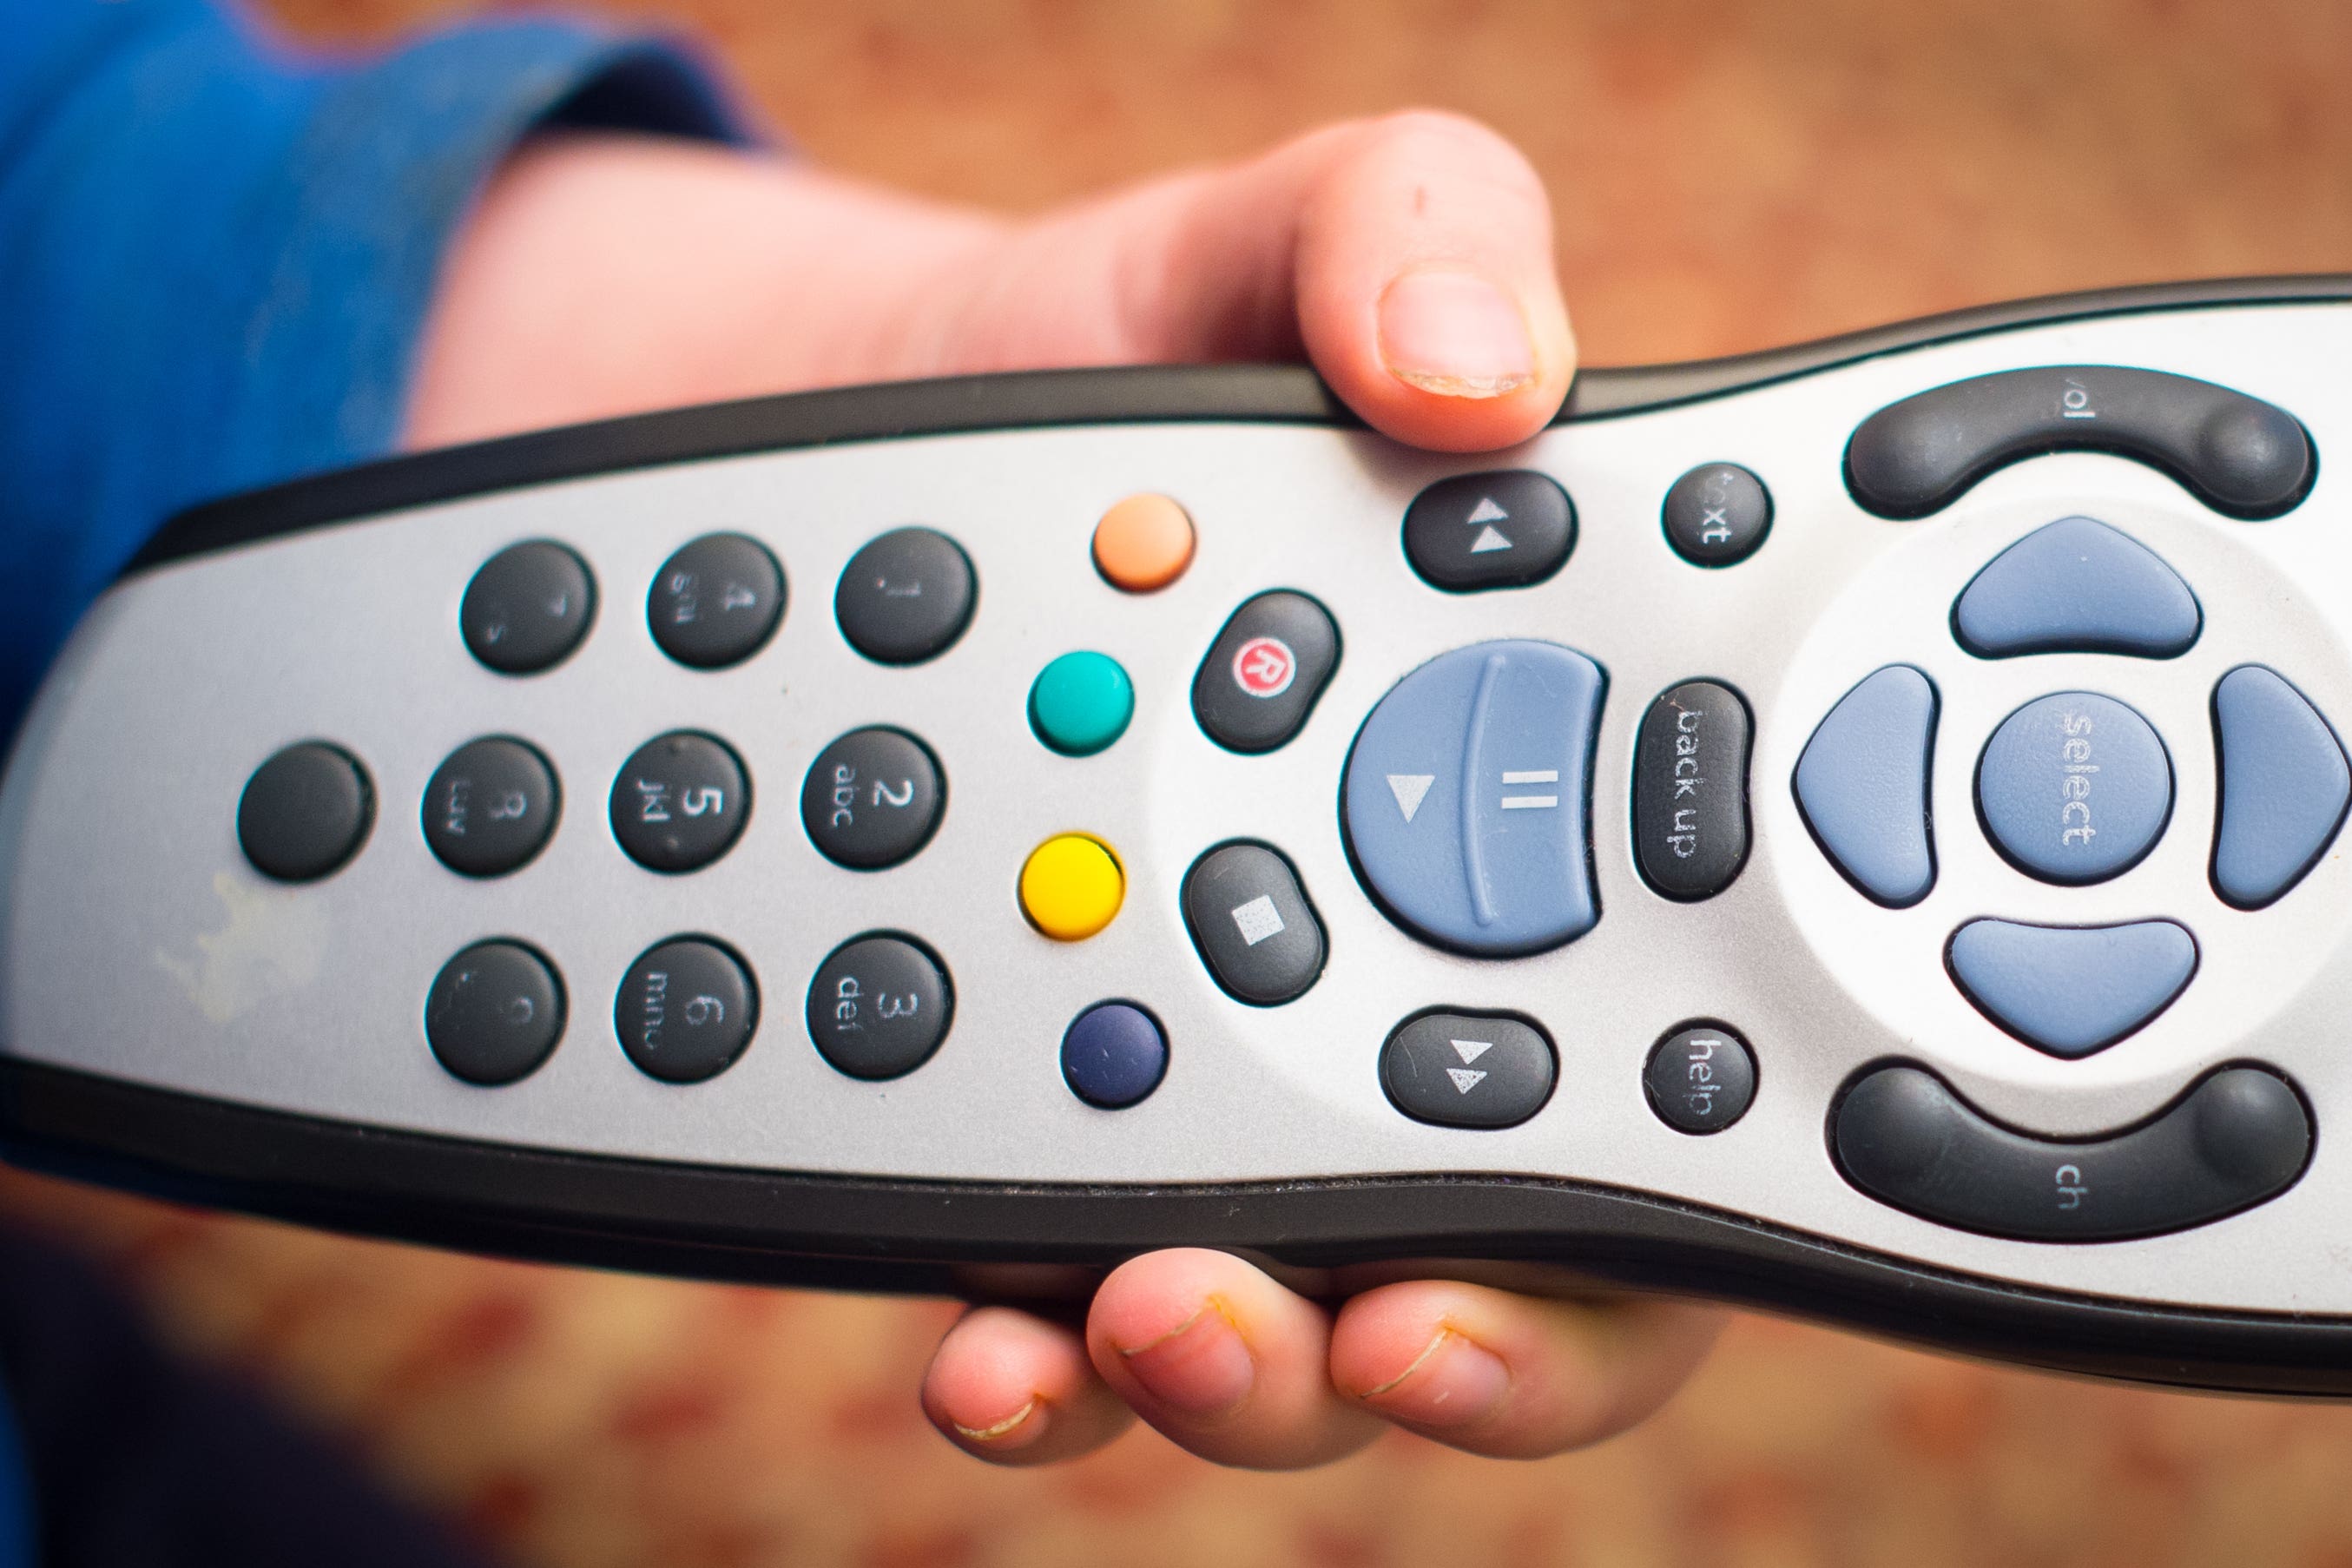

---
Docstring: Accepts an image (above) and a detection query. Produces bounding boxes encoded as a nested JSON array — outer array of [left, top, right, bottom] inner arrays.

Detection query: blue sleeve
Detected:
[[0, 0, 756, 739]]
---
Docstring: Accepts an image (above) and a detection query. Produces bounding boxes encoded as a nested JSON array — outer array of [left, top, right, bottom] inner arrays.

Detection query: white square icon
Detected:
[[1229, 894, 1285, 946]]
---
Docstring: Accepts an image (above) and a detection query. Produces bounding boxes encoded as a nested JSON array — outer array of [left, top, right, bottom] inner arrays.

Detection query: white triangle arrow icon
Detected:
[[1450, 1038, 1493, 1064], [1468, 525, 1512, 553], [1466, 497, 1509, 524], [1387, 774, 1435, 823], [1446, 1067, 1488, 1095]]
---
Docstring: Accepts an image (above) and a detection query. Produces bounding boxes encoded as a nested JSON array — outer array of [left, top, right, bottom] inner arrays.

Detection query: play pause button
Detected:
[[1380, 1011, 1557, 1129], [1401, 471, 1576, 593]]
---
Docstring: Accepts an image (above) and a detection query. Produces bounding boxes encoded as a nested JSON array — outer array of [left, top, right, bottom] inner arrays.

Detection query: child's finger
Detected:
[[1328, 1281, 1723, 1459], [942, 109, 1572, 451], [1084, 1248, 1383, 1470], [1286, 110, 1575, 451], [920, 1304, 1136, 1466]]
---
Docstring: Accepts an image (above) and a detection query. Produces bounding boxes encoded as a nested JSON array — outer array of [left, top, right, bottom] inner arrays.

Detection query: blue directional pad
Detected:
[[1794, 666, 1939, 907], [1343, 641, 1606, 957], [1953, 517, 2201, 659], [1948, 919, 2198, 1057], [1978, 691, 2171, 886], [2213, 665, 2350, 908]]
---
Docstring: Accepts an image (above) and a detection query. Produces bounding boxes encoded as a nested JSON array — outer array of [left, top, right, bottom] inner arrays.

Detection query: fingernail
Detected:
[[952, 1396, 1043, 1447], [1356, 1328, 1509, 1429], [1378, 269, 1537, 399], [1116, 1300, 1255, 1417]]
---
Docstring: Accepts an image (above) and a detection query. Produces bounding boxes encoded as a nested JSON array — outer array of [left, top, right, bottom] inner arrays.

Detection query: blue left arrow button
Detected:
[[1343, 640, 1606, 956]]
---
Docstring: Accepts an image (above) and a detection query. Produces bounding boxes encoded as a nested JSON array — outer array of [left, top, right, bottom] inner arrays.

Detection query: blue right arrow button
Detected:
[[2213, 665, 2350, 908]]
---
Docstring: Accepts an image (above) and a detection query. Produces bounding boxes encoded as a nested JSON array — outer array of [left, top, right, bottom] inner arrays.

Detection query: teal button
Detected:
[[1030, 651, 1134, 756]]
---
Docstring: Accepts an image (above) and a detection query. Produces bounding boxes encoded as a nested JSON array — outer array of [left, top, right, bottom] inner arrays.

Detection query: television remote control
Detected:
[[6, 278, 2352, 1395]]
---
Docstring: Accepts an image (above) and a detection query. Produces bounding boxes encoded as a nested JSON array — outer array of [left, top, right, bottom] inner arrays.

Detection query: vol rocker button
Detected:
[[1343, 640, 1606, 957]]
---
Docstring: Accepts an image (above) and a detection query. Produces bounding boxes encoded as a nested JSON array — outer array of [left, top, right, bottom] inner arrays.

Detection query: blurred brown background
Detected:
[[16, 2, 2352, 1565]]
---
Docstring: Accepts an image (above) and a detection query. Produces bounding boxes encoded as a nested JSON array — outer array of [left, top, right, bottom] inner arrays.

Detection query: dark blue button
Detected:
[[1342, 640, 1606, 956], [1948, 919, 2197, 1058], [1061, 1003, 1167, 1109], [2213, 665, 2350, 909], [1953, 517, 2201, 659], [1793, 666, 1938, 906], [1978, 692, 2171, 885]]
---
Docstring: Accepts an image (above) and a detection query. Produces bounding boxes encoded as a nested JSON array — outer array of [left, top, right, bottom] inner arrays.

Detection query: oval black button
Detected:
[[1180, 842, 1326, 1005], [649, 532, 785, 669], [1833, 1063, 2310, 1242], [425, 940, 565, 1086], [1633, 681, 1751, 900], [799, 727, 943, 870], [1662, 463, 1771, 566], [1380, 1011, 1555, 1129], [422, 737, 559, 878], [610, 732, 749, 873], [1401, 471, 1574, 592], [806, 933, 953, 1080], [462, 540, 596, 674], [1189, 590, 1340, 754], [835, 527, 976, 665], [238, 741, 374, 882], [1846, 366, 2314, 521], [615, 937, 758, 1084]]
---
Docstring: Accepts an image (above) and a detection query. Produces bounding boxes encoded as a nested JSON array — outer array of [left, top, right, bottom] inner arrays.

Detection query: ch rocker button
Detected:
[[1834, 1063, 2310, 1242]]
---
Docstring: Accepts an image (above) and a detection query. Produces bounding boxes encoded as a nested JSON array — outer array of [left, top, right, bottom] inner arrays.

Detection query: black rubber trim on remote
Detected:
[[126, 275, 2352, 576], [3, 1057, 2351, 1398]]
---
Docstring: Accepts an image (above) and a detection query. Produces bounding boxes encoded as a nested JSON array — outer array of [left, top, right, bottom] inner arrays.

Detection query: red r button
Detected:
[[1231, 636, 1296, 699], [1191, 591, 1340, 754]]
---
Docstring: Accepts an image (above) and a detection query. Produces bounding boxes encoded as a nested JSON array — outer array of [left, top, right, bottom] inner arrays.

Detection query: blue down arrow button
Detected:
[[1343, 640, 1607, 956]]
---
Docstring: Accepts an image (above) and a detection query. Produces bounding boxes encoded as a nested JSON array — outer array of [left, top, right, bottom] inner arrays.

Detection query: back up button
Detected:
[[1343, 640, 1606, 956]]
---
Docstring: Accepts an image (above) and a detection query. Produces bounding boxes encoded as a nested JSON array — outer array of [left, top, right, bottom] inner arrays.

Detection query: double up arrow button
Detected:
[[1402, 471, 1576, 592], [1380, 1011, 1557, 1129]]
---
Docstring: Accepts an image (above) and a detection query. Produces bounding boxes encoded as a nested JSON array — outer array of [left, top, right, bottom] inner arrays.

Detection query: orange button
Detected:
[[1092, 493, 1196, 593]]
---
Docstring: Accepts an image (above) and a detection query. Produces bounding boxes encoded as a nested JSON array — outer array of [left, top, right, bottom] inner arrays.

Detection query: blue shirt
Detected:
[[0, 3, 747, 1556], [0, 0, 750, 741]]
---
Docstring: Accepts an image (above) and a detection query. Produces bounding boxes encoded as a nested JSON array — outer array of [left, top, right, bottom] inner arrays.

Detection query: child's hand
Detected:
[[410, 110, 1723, 1468]]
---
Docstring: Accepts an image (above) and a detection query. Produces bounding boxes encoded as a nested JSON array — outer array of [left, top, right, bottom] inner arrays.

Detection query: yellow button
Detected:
[[1092, 493, 1196, 593], [1020, 833, 1124, 940]]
